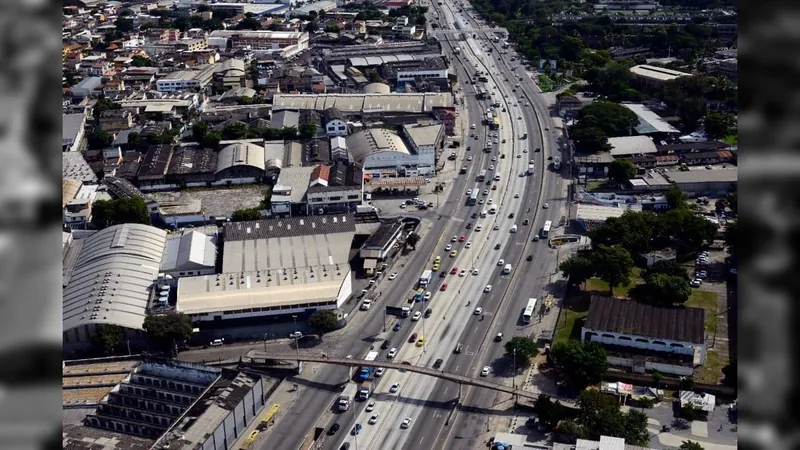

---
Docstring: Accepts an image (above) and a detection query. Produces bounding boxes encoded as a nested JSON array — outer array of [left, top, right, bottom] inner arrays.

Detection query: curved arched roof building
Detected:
[[216, 142, 266, 180]]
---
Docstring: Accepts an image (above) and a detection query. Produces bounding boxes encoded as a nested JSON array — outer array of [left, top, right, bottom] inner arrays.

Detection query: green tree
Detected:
[[192, 121, 210, 142], [652, 371, 663, 387], [92, 97, 122, 122], [281, 126, 299, 139], [574, 101, 640, 137], [643, 273, 691, 305], [308, 310, 338, 333], [575, 390, 649, 445], [92, 324, 124, 355], [405, 233, 420, 249], [644, 260, 690, 282], [638, 397, 656, 410], [305, 21, 319, 32], [662, 208, 719, 254], [724, 220, 737, 257], [230, 208, 262, 222], [533, 394, 568, 428], [727, 190, 737, 214], [367, 70, 381, 83], [570, 126, 611, 153], [607, 158, 637, 185], [236, 17, 262, 30], [559, 256, 595, 288], [114, 17, 135, 32], [550, 341, 608, 390], [131, 55, 153, 67], [202, 130, 222, 148], [325, 24, 340, 32], [677, 97, 707, 131], [589, 211, 667, 255], [87, 129, 114, 150], [680, 441, 705, 450], [298, 122, 318, 139], [91, 197, 152, 229], [504, 336, 540, 369], [680, 376, 695, 391], [591, 245, 633, 294], [702, 111, 735, 140], [665, 185, 688, 210], [222, 121, 249, 140], [142, 313, 194, 353]]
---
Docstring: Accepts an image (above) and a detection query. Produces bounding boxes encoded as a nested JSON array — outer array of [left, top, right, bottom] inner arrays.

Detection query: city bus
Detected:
[[467, 185, 479, 206], [542, 220, 552, 238], [522, 298, 537, 323], [477, 170, 487, 182]]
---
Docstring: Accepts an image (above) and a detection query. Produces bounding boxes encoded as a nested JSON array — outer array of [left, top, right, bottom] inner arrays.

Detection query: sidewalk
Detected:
[[229, 376, 285, 450]]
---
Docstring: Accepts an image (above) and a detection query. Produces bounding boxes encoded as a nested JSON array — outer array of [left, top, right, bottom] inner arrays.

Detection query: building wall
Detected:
[[606, 355, 695, 376], [582, 327, 706, 365], [326, 118, 348, 136], [396, 68, 448, 83], [188, 272, 352, 322], [306, 187, 362, 210]]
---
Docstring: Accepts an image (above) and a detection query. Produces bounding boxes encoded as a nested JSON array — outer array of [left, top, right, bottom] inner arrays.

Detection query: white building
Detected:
[[582, 296, 707, 375], [347, 128, 436, 177], [155, 64, 217, 92], [176, 215, 356, 323], [160, 230, 218, 278], [323, 107, 349, 137], [305, 162, 364, 215], [401, 123, 444, 165], [63, 113, 87, 153]]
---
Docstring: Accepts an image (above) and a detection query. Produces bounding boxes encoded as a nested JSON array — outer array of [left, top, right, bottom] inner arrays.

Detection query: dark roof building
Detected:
[[303, 138, 332, 165], [166, 146, 218, 184], [223, 213, 357, 241], [584, 296, 705, 344], [137, 145, 174, 183]]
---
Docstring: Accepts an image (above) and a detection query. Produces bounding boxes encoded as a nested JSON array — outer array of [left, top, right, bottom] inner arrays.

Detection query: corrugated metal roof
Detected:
[[63, 224, 167, 332], [161, 230, 217, 273]]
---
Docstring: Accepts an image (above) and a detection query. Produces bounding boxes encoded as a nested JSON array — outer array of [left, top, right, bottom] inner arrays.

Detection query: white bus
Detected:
[[542, 220, 552, 238], [522, 298, 537, 323]]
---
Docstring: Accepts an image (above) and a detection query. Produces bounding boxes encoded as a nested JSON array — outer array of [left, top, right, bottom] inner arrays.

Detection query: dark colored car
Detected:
[[328, 423, 340, 435], [526, 254, 533, 261], [440, 271, 447, 278], [381, 340, 391, 350], [433, 359, 444, 369], [466, 223, 473, 229], [340, 443, 350, 450], [471, 213, 478, 219], [494, 243, 501, 250], [352, 424, 362, 435], [409, 332, 418, 343], [393, 322, 401, 331], [508, 213, 514, 219]]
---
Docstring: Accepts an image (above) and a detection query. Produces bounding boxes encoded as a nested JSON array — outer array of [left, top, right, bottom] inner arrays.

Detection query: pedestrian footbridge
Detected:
[[247, 351, 538, 400]]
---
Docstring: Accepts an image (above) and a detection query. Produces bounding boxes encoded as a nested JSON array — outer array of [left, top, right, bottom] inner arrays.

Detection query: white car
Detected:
[[467, 155, 473, 161], [491, 156, 497, 161], [459, 269, 467, 277], [488, 165, 494, 171], [366, 400, 376, 412], [412, 311, 422, 321], [522, 148, 528, 153], [387, 348, 397, 358], [471, 124, 476, 129], [543, 203, 549, 209], [451, 235, 458, 242], [465, 241, 472, 248], [466, 189, 473, 196], [399, 203, 406, 209], [424, 291, 432, 301], [375, 367, 385, 377], [401, 417, 412, 429], [483, 189, 489, 195], [494, 138, 499, 144], [487, 199, 493, 204], [472, 268, 480, 275], [514, 193, 520, 198], [690, 279, 702, 288], [369, 414, 380, 425], [389, 272, 397, 280], [480, 366, 490, 377], [445, 244, 452, 251], [390, 383, 400, 393], [289, 331, 303, 339], [484, 284, 492, 293], [493, 224, 500, 230], [474, 307, 483, 315], [497, 259, 505, 266]]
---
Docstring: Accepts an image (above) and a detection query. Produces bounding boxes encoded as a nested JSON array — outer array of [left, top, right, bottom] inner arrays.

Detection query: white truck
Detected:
[[528, 163, 534, 175], [361, 299, 372, 311], [552, 155, 561, 170], [338, 382, 359, 411], [359, 380, 373, 400], [419, 270, 433, 288]]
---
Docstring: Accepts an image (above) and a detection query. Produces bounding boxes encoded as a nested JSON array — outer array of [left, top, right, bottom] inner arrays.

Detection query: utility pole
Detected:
[[292, 315, 300, 371]]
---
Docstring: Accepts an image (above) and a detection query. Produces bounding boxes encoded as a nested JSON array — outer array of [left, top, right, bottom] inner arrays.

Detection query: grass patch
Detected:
[[537, 74, 555, 92], [583, 180, 610, 192], [584, 268, 643, 299], [554, 295, 591, 343], [685, 289, 718, 334], [722, 134, 738, 146], [696, 348, 725, 385]]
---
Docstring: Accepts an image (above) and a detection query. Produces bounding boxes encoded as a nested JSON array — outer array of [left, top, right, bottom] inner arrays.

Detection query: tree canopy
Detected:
[[504, 336, 539, 369], [308, 310, 338, 333], [591, 245, 633, 294], [143, 313, 193, 353], [559, 256, 595, 288], [92, 324, 124, 355], [550, 341, 608, 390], [641, 272, 691, 306], [91, 197, 152, 229], [607, 158, 637, 186], [230, 208, 262, 222]]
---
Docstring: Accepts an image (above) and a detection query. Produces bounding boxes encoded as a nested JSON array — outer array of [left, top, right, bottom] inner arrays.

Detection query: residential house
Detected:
[[323, 107, 348, 137], [98, 109, 134, 132]]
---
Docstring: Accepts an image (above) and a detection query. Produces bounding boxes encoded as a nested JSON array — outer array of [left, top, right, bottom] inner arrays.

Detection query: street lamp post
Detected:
[[263, 333, 268, 353], [292, 315, 300, 370]]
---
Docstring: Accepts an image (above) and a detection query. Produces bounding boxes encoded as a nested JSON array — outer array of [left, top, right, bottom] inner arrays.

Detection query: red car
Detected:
[[458, 235, 466, 242], [450, 267, 458, 275], [440, 283, 448, 291], [408, 332, 418, 343]]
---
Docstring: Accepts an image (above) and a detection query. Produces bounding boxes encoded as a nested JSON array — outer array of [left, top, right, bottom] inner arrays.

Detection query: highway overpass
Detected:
[[247, 351, 539, 401]]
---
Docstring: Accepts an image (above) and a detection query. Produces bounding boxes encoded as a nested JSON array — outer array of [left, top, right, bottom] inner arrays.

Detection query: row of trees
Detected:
[[191, 121, 318, 148]]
